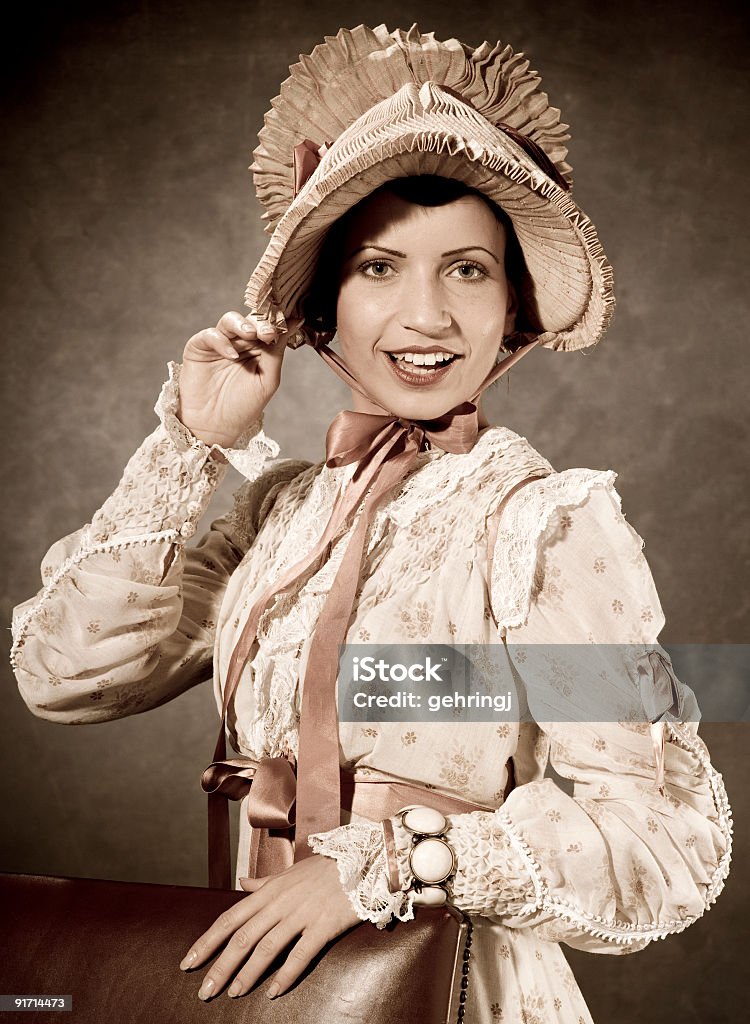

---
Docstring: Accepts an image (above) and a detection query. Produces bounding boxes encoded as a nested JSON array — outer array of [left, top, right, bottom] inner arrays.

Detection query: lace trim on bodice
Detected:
[[491, 468, 619, 631], [226, 428, 555, 759]]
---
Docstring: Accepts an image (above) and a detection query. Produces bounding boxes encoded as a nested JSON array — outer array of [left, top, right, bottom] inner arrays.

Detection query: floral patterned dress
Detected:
[[11, 364, 732, 1024]]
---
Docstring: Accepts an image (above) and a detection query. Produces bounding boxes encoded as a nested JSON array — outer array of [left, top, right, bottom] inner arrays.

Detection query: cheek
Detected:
[[469, 288, 510, 335], [460, 281, 508, 326], [336, 283, 388, 353], [469, 309, 506, 358]]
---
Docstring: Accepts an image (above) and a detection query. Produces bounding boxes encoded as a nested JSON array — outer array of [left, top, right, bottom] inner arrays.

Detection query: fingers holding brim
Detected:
[[216, 333, 265, 362], [217, 310, 278, 345], [243, 313, 306, 341]]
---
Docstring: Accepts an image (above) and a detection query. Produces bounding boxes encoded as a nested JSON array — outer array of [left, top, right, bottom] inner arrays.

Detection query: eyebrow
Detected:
[[442, 246, 500, 263], [346, 244, 407, 259], [346, 244, 500, 262]]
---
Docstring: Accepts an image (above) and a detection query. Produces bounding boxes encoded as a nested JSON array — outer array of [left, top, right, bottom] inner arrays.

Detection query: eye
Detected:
[[449, 261, 486, 281], [360, 260, 395, 279]]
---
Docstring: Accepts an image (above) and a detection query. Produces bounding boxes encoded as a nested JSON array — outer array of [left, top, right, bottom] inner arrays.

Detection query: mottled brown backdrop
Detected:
[[1, 1, 747, 1021]]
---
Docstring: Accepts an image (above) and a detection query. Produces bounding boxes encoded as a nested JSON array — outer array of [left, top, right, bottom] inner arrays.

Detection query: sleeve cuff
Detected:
[[308, 821, 415, 930], [155, 361, 280, 482]]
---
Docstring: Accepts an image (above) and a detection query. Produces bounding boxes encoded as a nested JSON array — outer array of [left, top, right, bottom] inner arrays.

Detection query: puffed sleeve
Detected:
[[10, 361, 310, 724], [310, 472, 732, 946], [446, 472, 731, 950]]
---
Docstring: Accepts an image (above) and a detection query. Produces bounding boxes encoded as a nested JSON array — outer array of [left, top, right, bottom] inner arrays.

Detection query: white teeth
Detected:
[[388, 351, 458, 376], [390, 351, 455, 365]]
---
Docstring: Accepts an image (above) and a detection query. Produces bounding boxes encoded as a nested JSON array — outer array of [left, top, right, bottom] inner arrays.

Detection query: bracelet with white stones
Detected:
[[396, 805, 457, 907]]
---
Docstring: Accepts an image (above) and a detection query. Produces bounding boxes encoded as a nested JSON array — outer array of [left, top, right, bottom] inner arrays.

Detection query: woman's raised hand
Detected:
[[178, 855, 361, 1001], [178, 311, 301, 448]]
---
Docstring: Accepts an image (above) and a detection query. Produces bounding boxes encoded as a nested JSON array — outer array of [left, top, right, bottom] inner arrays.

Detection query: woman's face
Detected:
[[335, 191, 517, 422]]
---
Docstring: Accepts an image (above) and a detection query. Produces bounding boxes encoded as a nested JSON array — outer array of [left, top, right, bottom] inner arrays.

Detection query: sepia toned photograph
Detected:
[[1, 1, 746, 1021]]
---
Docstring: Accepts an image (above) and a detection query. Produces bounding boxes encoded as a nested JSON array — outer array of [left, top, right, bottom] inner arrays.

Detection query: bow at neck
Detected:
[[325, 401, 479, 470]]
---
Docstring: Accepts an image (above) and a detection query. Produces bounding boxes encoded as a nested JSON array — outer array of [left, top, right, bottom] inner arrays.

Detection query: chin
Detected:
[[378, 390, 467, 422]]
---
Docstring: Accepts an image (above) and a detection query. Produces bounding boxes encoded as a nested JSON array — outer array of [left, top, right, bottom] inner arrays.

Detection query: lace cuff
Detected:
[[307, 809, 536, 931], [154, 361, 280, 482], [308, 822, 416, 930], [85, 363, 280, 546]]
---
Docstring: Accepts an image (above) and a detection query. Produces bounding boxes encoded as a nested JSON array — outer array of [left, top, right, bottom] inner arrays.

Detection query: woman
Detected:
[[10, 26, 731, 1022]]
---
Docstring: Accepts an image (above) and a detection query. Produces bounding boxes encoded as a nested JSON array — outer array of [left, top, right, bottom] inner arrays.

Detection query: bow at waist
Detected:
[[202, 754, 297, 831], [202, 753, 513, 885]]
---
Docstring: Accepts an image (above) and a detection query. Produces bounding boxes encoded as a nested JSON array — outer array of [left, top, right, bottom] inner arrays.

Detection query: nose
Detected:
[[397, 271, 452, 337]]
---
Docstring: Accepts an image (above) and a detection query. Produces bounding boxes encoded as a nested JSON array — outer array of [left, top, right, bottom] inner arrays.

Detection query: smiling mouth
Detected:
[[384, 351, 461, 386]]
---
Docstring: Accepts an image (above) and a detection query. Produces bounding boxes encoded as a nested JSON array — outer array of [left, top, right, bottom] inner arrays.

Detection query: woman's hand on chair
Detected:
[[178, 310, 302, 448], [179, 853, 361, 1001]]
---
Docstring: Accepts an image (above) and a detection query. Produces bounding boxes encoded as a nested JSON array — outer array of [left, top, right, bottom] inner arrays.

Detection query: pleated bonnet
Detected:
[[245, 24, 615, 352]]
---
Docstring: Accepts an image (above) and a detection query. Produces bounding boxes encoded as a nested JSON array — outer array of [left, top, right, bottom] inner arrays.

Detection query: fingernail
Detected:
[[179, 950, 197, 971], [198, 979, 215, 1001], [259, 324, 276, 336], [228, 981, 242, 998], [240, 322, 253, 332], [225, 349, 240, 360], [267, 982, 280, 999]]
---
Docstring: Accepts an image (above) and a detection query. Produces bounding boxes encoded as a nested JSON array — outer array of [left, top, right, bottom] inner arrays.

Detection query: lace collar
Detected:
[[310, 424, 535, 523]]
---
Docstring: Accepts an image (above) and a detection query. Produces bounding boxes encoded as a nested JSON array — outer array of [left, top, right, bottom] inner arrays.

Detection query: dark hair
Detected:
[[302, 175, 529, 344]]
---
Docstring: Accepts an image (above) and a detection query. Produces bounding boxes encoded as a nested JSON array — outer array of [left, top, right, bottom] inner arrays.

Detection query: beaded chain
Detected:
[[456, 916, 473, 1023]]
